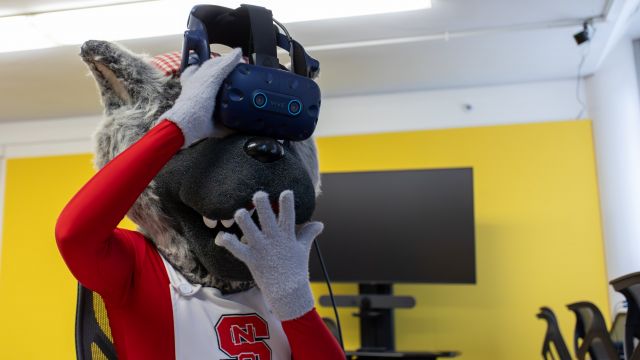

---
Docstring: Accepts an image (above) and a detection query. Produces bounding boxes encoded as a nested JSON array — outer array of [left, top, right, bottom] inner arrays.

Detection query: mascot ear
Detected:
[[80, 40, 165, 113]]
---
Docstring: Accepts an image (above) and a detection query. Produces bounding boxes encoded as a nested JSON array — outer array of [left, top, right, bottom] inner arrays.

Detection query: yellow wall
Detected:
[[312, 120, 609, 358], [0, 120, 608, 359], [0, 154, 136, 359]]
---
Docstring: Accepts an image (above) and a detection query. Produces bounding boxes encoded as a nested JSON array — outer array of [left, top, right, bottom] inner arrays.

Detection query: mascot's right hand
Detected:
[[215, 190, 324, 321], [160, 48, 242, 148]]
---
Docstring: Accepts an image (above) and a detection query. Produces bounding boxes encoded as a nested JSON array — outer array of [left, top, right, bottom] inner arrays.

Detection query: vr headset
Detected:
[[181, 4, 321, 141]]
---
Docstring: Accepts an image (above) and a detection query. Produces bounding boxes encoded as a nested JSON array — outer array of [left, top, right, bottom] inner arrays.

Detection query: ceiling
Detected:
[[0, 0, 140, 16], [0, 0, 634, 122]]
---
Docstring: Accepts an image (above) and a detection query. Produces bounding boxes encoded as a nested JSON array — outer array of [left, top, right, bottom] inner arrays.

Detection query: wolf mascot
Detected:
[[55, 39, 344, 359]]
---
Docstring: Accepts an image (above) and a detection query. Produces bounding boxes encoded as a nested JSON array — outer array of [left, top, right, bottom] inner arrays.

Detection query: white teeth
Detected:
[[221, 218, 235, 228], [204, 209, 250, 230], [203, 217, 218, 229]]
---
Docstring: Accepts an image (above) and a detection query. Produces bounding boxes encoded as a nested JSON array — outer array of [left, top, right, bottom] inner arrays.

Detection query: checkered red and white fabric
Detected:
[[150, 51, 249, 77], [150, 51, 183, 77]]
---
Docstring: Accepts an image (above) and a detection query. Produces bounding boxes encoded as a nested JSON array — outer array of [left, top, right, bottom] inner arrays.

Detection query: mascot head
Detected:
[[80, 39, 321, 293]]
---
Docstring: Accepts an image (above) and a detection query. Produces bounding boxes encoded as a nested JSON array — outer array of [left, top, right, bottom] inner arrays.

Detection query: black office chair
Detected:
[[322, 317, 341, 342], [567, 301, 619, 360], [611, 272, 640, 360], [76, 284, 118, 360], [609, 312, 627, 359], [537, 307, 573, 360]]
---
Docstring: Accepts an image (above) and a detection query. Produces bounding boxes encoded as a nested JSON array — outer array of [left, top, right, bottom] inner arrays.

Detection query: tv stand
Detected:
[[319, 283, 460, 358], [319, 283, 416, 351]]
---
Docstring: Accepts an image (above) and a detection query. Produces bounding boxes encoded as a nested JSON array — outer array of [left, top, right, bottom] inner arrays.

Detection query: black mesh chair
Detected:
[[567, 301, 619, 360], [611, 272, 640, 360], [536, 307, 573, 360], [76, 284, 118, 360]]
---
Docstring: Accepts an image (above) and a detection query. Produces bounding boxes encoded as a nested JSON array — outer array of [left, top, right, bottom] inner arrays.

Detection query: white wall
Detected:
[[0, 116, 96, 158], [318, 80, 585, 136], [587, 35, 640, 313]]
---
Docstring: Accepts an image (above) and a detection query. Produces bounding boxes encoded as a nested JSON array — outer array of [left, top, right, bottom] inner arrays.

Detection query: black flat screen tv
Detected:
[[309, 168, 476, 284]]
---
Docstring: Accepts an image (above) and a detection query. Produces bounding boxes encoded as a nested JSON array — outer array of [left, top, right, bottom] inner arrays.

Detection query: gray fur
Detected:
[[81, 40, 211, 287], [81, 40, 321, 292]]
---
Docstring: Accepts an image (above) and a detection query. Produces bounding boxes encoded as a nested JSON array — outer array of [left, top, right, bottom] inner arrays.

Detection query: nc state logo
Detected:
[[215, 314, 272, 360]]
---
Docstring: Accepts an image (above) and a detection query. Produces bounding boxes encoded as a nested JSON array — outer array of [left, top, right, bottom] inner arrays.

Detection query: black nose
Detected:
[[244, 137, 285, 163]]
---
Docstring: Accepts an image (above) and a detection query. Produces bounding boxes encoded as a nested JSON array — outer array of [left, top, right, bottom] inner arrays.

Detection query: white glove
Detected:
[[161, 48, 242, 148], [215, 190, 324, 321]]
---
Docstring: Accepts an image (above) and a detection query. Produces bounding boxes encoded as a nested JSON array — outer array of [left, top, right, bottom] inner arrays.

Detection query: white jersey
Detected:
[[160, 256, 292, 360]]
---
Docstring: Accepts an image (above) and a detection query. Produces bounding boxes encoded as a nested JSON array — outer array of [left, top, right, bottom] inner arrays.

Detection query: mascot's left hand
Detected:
[[215, 190, 323, 321]]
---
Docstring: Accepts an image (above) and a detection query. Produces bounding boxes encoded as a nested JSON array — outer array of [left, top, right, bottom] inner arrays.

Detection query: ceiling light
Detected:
[[0, 16, 57, 53], [0, 0, 432, 54]]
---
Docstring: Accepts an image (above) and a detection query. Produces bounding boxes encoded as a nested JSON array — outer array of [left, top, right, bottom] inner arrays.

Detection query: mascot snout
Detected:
[[154, 133, 317, 282], [173, 134, 316, 223]]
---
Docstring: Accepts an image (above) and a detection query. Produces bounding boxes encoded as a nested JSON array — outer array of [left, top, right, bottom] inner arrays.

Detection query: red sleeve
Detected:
[[282, 308, 345, 359], [55, 120, 184, 302]]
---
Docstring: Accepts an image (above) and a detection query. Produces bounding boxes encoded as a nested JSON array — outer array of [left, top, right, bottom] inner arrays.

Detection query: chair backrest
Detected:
[[567, 301, 619, 360], [609, 312, 627, 359], [321, 317, 341, 342], [76, 284, 118, 360], [611, 272, 640, 360], [537, 307, 573, 360]]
